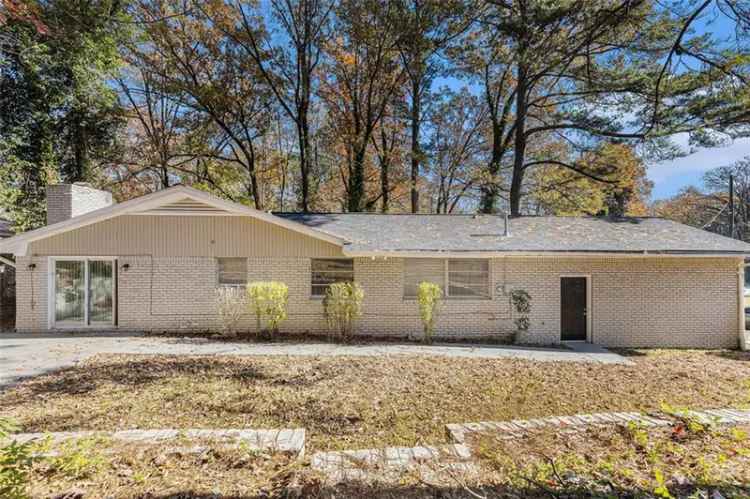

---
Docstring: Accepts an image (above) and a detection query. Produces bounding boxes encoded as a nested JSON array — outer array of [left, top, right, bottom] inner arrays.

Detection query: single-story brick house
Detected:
[[1, 183, 749, 349]]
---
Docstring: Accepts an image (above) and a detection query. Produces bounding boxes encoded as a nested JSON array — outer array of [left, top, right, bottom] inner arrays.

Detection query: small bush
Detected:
[[214, 287, 247, 335], [0, 418, 37, 499], [324, 282, 364, 341], [47, 437, 106, 479], [247, 282, 289, 337], [417, 282, 442, 343]]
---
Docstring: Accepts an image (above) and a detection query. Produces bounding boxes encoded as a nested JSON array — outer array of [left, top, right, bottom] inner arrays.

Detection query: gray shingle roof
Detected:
[[275, 213, 750, 255]]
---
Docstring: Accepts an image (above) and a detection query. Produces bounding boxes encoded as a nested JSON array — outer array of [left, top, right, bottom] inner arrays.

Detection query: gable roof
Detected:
[[0, 186, 345, 255], [1, 183, 747, 257], [276, 213, 750, 256]]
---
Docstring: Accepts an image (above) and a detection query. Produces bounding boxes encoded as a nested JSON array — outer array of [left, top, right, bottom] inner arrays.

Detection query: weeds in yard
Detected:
[[0, 418, 40, 499], [470, 423, 750, 498], [44, 437, 107, 479], [25, 439, 305, 498]]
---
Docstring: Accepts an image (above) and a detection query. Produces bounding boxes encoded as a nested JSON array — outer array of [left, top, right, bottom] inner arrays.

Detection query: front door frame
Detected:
[[559, 274, 592, 343], [48, 256, 117, 329]]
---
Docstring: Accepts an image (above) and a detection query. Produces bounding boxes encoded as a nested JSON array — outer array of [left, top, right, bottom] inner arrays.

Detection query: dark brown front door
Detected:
[[561, 277, 587, 341]]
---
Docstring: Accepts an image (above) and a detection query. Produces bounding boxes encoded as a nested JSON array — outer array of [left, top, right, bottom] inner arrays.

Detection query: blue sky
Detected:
[[649, 136, 750, 199], [648, 8, 749, 200]]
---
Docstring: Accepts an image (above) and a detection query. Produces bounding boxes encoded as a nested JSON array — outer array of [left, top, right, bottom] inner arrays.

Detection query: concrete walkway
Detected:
[[0, 333, 630, 389]]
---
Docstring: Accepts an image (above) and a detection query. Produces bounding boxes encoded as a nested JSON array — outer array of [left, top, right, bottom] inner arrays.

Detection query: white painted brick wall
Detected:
[[14, 255, 741, 348]]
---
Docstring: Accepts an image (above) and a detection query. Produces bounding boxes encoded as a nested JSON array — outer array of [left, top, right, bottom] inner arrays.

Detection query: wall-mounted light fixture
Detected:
[[121, 263, 130, 271], [27, 263, 36, 270]]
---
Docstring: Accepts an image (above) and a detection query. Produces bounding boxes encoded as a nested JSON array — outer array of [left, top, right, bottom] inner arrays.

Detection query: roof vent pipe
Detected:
[[504, 214, 511, 237]]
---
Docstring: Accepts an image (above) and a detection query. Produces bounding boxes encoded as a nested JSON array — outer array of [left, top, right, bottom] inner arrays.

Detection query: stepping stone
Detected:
[[311, 444, 477, 484]]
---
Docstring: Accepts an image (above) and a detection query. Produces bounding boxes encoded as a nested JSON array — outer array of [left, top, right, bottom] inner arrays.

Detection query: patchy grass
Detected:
[[1, 350, 749, 452], [19, 425, 750, 498], [25, 437, 307, 498], [468, 423, 750, 498]]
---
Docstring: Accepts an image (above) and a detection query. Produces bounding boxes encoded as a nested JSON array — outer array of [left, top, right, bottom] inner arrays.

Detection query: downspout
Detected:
[[739, 260, 747, 351]]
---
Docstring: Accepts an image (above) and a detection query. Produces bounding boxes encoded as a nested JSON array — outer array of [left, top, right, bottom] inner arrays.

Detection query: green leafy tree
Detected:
[[0, 0, 128, 229], [474, 0, 750, 216]]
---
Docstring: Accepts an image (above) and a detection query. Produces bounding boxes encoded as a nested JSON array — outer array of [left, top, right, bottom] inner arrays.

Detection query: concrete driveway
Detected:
[[0, 333, 630, 389]]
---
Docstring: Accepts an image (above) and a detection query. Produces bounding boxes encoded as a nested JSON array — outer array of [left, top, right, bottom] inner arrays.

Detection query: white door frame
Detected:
[[559, 274, 592, 343], [48, 256, 117, 329]]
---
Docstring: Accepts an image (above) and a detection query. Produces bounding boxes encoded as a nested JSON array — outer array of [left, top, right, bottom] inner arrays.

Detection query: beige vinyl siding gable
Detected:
[[29, 215, 344, 258]]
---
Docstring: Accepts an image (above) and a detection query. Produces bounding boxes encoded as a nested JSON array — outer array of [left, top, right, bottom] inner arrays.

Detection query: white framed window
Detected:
[[311, 258, 354, 297], [217, 258, 247, 287], [404, 258, 489, 299]]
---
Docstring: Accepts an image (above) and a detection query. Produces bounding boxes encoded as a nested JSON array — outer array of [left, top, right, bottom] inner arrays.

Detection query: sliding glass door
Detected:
[[88, 260, 114, 324], [53, 259, 115, 327], [54, 261, 85, 325]]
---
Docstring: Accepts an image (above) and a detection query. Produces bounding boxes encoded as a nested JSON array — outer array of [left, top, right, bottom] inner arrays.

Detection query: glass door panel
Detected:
[[55, 261, 85, 324], [88, 260, 114, 324]]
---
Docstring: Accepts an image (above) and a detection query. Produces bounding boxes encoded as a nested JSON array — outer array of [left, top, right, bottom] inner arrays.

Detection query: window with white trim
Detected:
[[217, 258, 247, 287], [404, 258, 489, 299], [311, 258, 354, 297]]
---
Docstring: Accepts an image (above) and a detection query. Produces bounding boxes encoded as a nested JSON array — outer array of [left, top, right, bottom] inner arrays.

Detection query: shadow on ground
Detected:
[[124, 482, 750, 499], [3, 357, 269, 401], [708, 349, 750, 362]]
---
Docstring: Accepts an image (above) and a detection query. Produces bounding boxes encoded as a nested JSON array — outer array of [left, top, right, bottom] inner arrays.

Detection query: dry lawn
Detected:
[[468, 422, 750, 498], [2, 349, 750, 452], [24, 437, 310, 499]]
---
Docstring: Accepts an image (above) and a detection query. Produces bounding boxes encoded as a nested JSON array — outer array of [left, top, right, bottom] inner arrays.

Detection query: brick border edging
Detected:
[[7, 428, 306, 457], [445, 407, 750, 443]]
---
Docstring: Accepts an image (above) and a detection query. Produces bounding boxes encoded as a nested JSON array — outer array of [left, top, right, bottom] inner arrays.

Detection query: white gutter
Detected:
[[343, 250, 750, 259], [0, 255, 15, 268]]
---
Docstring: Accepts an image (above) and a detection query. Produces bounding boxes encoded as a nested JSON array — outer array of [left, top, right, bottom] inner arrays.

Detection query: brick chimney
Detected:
[[46, 183, 114, 225]]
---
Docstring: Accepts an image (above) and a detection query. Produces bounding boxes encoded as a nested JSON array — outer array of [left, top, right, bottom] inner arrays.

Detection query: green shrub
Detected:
[[417, 281, 442, 343], [247, 281, 289, 337], [48, 437, 106, 479], [0, 418, 37, 499], [510, 289, 531, 334], [324, 282, 364, 341]]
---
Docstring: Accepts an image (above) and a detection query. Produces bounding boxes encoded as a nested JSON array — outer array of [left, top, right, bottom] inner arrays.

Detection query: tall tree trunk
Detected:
[[348, 144, 367, 211], [509, 6, 529, 217], [380, 157, 390, 213], [297, 41, 312, 212], [246, 143, 263, 211], [509, 69, 527, 216], [410, 78, 421, 213], [297, 114, 311, 212], [480, 122, 504, 213]]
